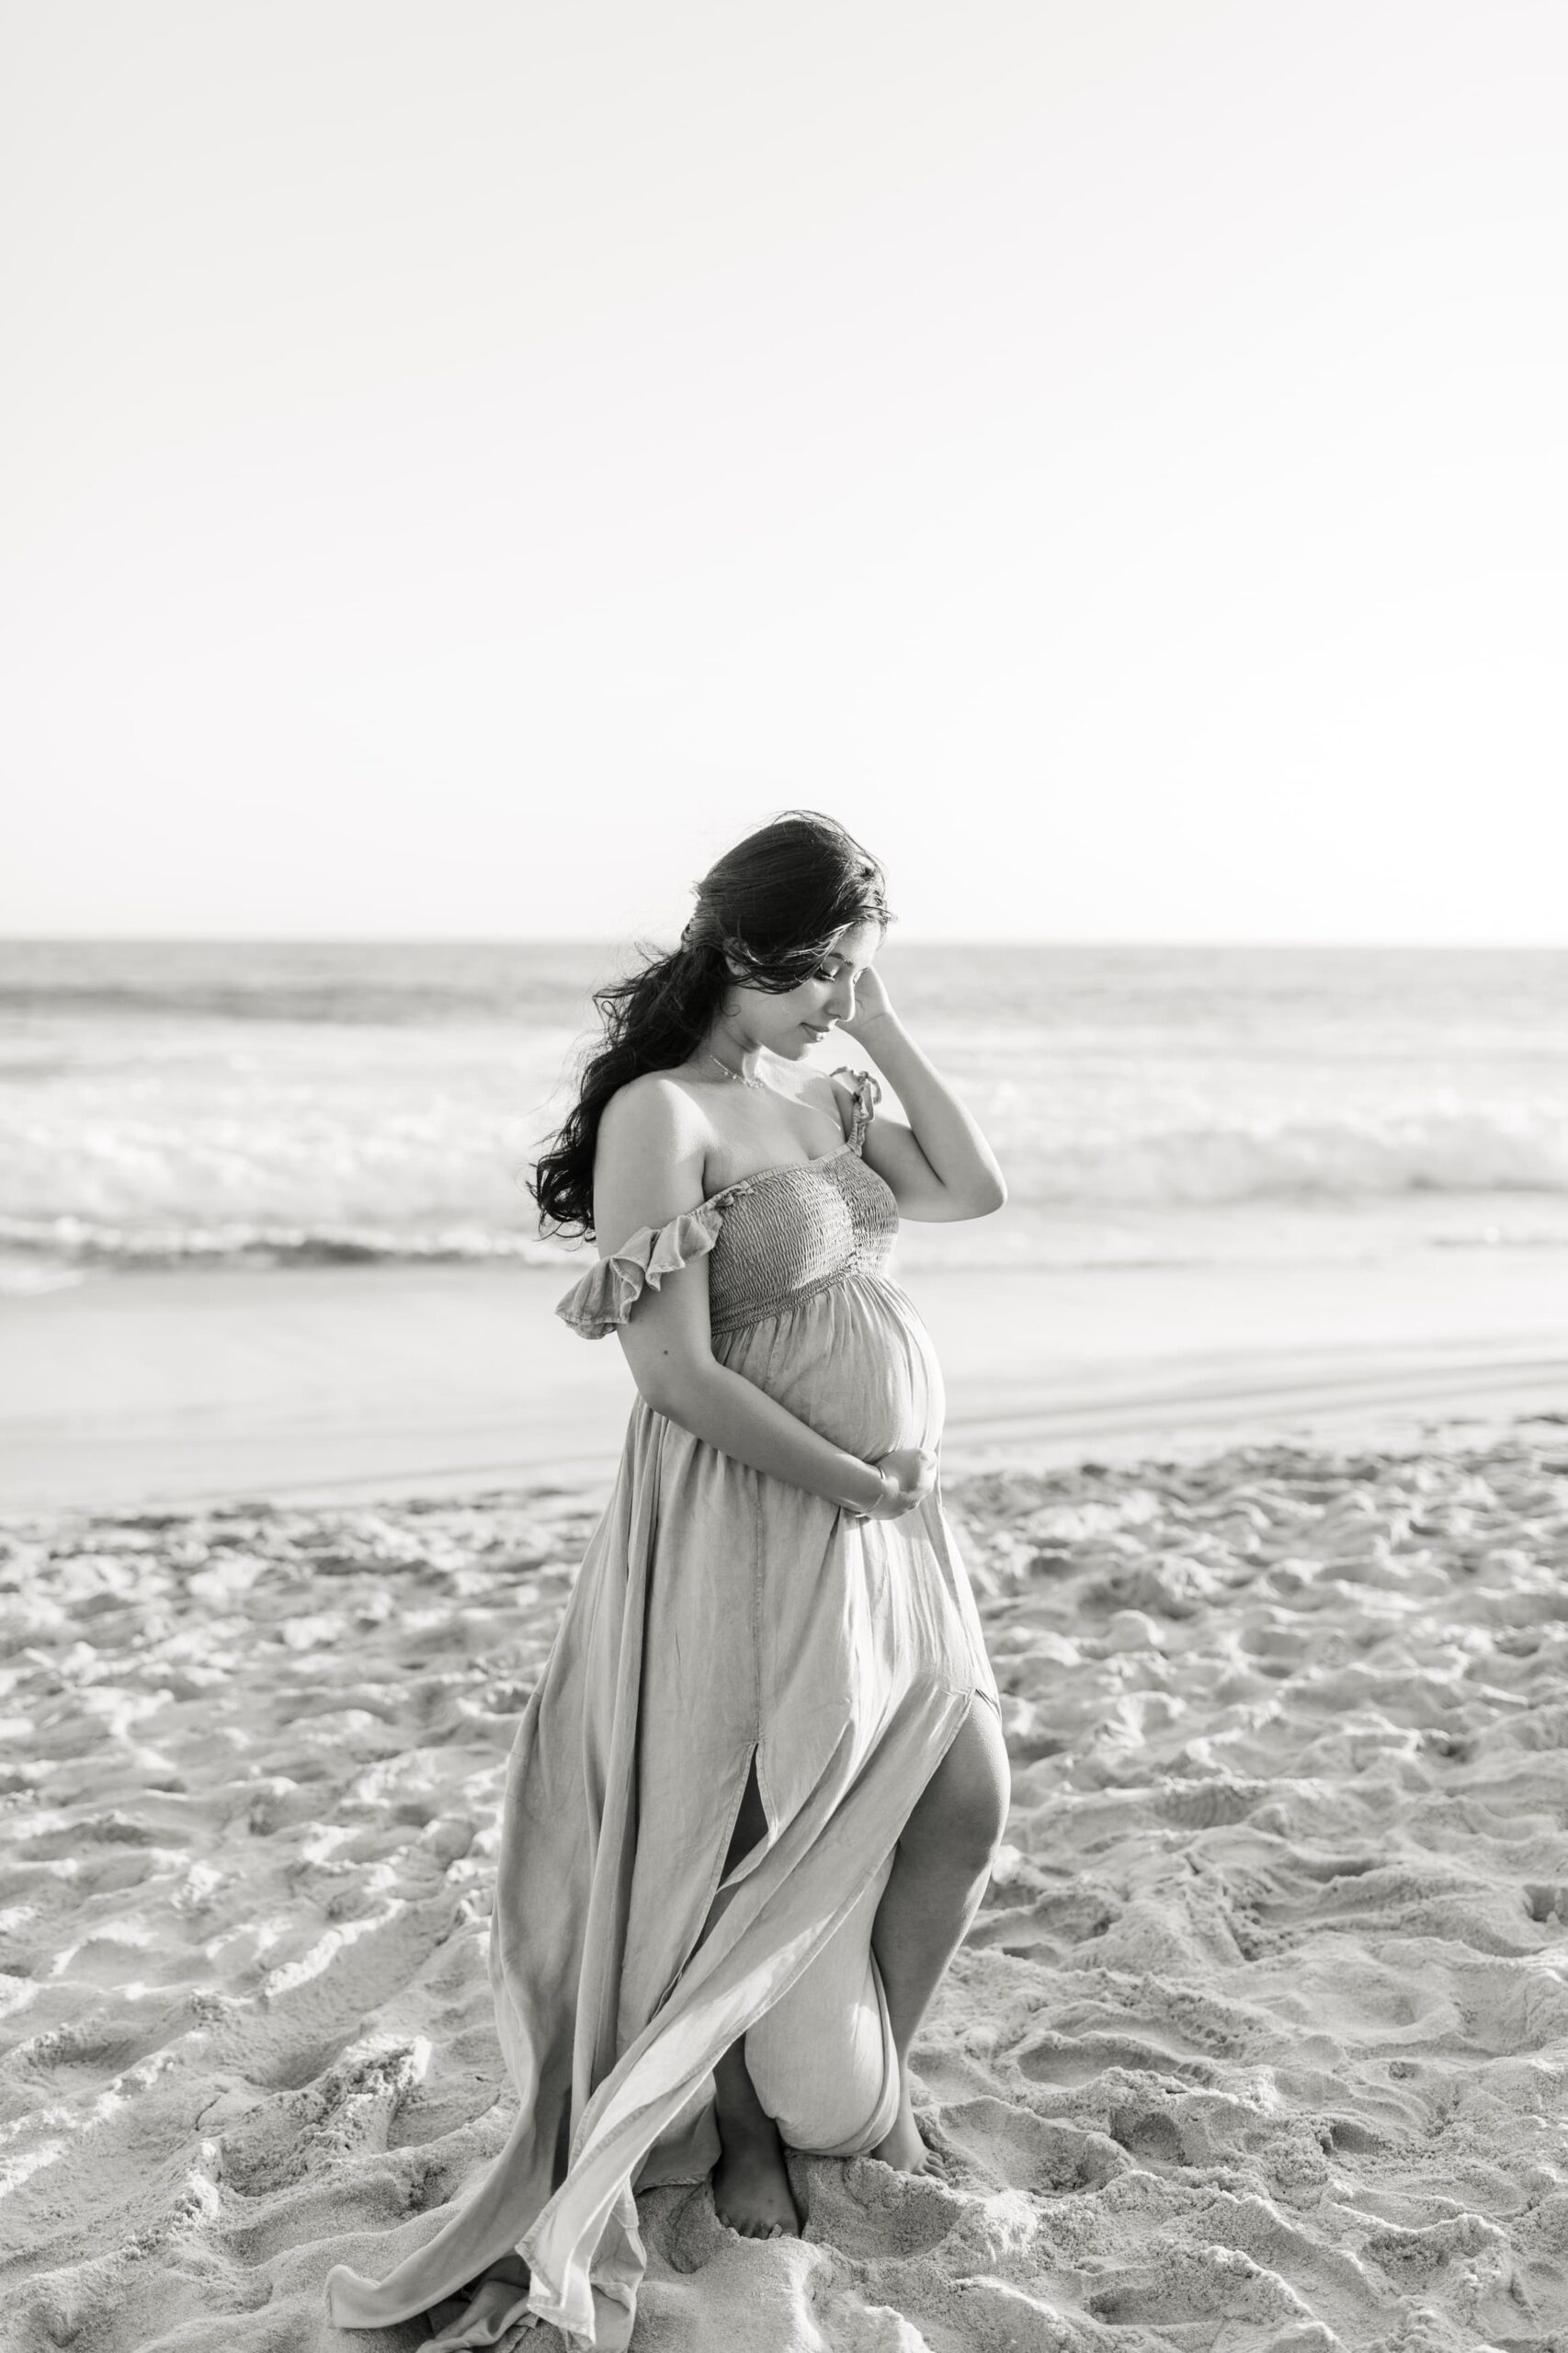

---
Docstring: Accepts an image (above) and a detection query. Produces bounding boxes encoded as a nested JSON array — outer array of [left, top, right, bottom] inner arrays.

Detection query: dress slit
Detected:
[[718, 1746, 771, 1891]]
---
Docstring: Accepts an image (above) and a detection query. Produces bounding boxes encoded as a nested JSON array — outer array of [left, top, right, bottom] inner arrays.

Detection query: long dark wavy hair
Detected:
[[530, 809, 893, 1242]]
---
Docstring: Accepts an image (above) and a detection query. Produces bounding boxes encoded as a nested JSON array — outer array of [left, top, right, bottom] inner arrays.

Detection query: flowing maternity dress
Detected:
[[325, 1069, 1001, 2350]]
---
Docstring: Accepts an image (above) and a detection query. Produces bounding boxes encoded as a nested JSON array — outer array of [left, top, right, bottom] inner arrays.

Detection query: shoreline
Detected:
[[3, 1244, 1564, 1515]]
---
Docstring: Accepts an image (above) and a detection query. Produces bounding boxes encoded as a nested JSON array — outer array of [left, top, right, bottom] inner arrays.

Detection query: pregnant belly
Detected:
[[723, 1277, 945, 1462]]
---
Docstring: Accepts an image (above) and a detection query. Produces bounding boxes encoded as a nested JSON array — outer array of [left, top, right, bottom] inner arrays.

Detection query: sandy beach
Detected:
[[4, 1310, 1568, 2348]]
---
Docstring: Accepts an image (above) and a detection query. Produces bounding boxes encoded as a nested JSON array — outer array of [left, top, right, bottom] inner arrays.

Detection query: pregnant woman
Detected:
[[326, 810, 1009, 2349]]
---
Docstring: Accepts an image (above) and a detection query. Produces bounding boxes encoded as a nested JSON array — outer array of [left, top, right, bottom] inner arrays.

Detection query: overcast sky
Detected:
[[4, 2, 1564, 944]]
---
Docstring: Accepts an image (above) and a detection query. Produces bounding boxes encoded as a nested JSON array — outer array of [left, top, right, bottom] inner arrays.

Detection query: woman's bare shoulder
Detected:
[[591, 1074, 715, 1244], [597, 1070, 713, 1149]]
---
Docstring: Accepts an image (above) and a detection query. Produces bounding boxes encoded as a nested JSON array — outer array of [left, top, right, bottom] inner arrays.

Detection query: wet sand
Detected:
[[3, 1246, 1564, 1511]]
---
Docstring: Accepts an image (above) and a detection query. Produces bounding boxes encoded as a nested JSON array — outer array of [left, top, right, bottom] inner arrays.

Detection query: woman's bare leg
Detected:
[[707, 1759, 801, 2238], [869, 1698, 1011, 2171]]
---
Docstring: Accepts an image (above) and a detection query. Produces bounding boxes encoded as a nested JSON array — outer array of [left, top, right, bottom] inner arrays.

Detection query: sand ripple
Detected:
[[3, 1435, 1566, 2349]]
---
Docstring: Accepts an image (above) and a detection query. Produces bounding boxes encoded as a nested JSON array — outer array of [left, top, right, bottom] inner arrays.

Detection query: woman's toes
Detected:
[[711, 2129, 802, 2238], [870, 2080, 930, 2174]]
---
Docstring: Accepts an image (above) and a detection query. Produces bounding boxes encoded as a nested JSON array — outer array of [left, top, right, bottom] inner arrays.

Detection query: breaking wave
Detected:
[[2, 1103, 1562, 1272]]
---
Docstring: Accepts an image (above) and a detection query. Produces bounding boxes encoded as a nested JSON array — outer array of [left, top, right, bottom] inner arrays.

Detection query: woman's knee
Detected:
[[744, 1863, 894, 2154], [745, 1998, 887, 2155], [901, 1699, 1010, 1871]]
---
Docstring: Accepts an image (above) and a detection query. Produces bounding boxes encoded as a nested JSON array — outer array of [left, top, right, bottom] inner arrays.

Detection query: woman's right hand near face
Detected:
[[867, 1446, 938, 1518]]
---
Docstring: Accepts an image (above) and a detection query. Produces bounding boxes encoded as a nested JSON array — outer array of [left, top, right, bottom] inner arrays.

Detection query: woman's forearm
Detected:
[[855, 1012, 1006, 1202], [645, 1359, 885, 1512]]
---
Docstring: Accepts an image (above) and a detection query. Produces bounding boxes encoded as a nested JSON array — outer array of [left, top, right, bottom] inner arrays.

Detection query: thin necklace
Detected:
[[704, 1046, 767, 1091]]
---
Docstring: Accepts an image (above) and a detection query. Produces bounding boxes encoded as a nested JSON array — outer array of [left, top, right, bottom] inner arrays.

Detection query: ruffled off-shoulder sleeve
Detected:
[[554, 1201, 724, 1340], [831, 1064, 882, 1154]]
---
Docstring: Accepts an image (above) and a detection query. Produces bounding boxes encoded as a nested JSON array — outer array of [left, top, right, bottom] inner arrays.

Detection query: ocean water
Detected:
[[1, 938, 1564, 1290]]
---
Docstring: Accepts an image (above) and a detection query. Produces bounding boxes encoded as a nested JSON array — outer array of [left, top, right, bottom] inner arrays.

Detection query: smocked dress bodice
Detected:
[[554, 1067, 896, 1339], [551, 1069, 939, 1467], [701, 1136, 900, 1332]]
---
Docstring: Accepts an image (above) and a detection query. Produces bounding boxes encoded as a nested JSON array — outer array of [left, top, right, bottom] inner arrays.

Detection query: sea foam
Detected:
[[3, 938, 1562, 1272]]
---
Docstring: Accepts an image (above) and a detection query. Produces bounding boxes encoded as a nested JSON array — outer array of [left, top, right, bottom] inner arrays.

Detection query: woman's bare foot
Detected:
[[712, 2110, 801, 2239], [870, 2075, 930, 2174]]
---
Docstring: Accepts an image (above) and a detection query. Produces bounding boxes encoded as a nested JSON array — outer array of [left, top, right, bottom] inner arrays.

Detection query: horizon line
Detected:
[[0, 931, 1562, 955]]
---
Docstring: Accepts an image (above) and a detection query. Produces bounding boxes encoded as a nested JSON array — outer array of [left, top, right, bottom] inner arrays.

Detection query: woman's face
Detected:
[[726, 918, 882, 1057]]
